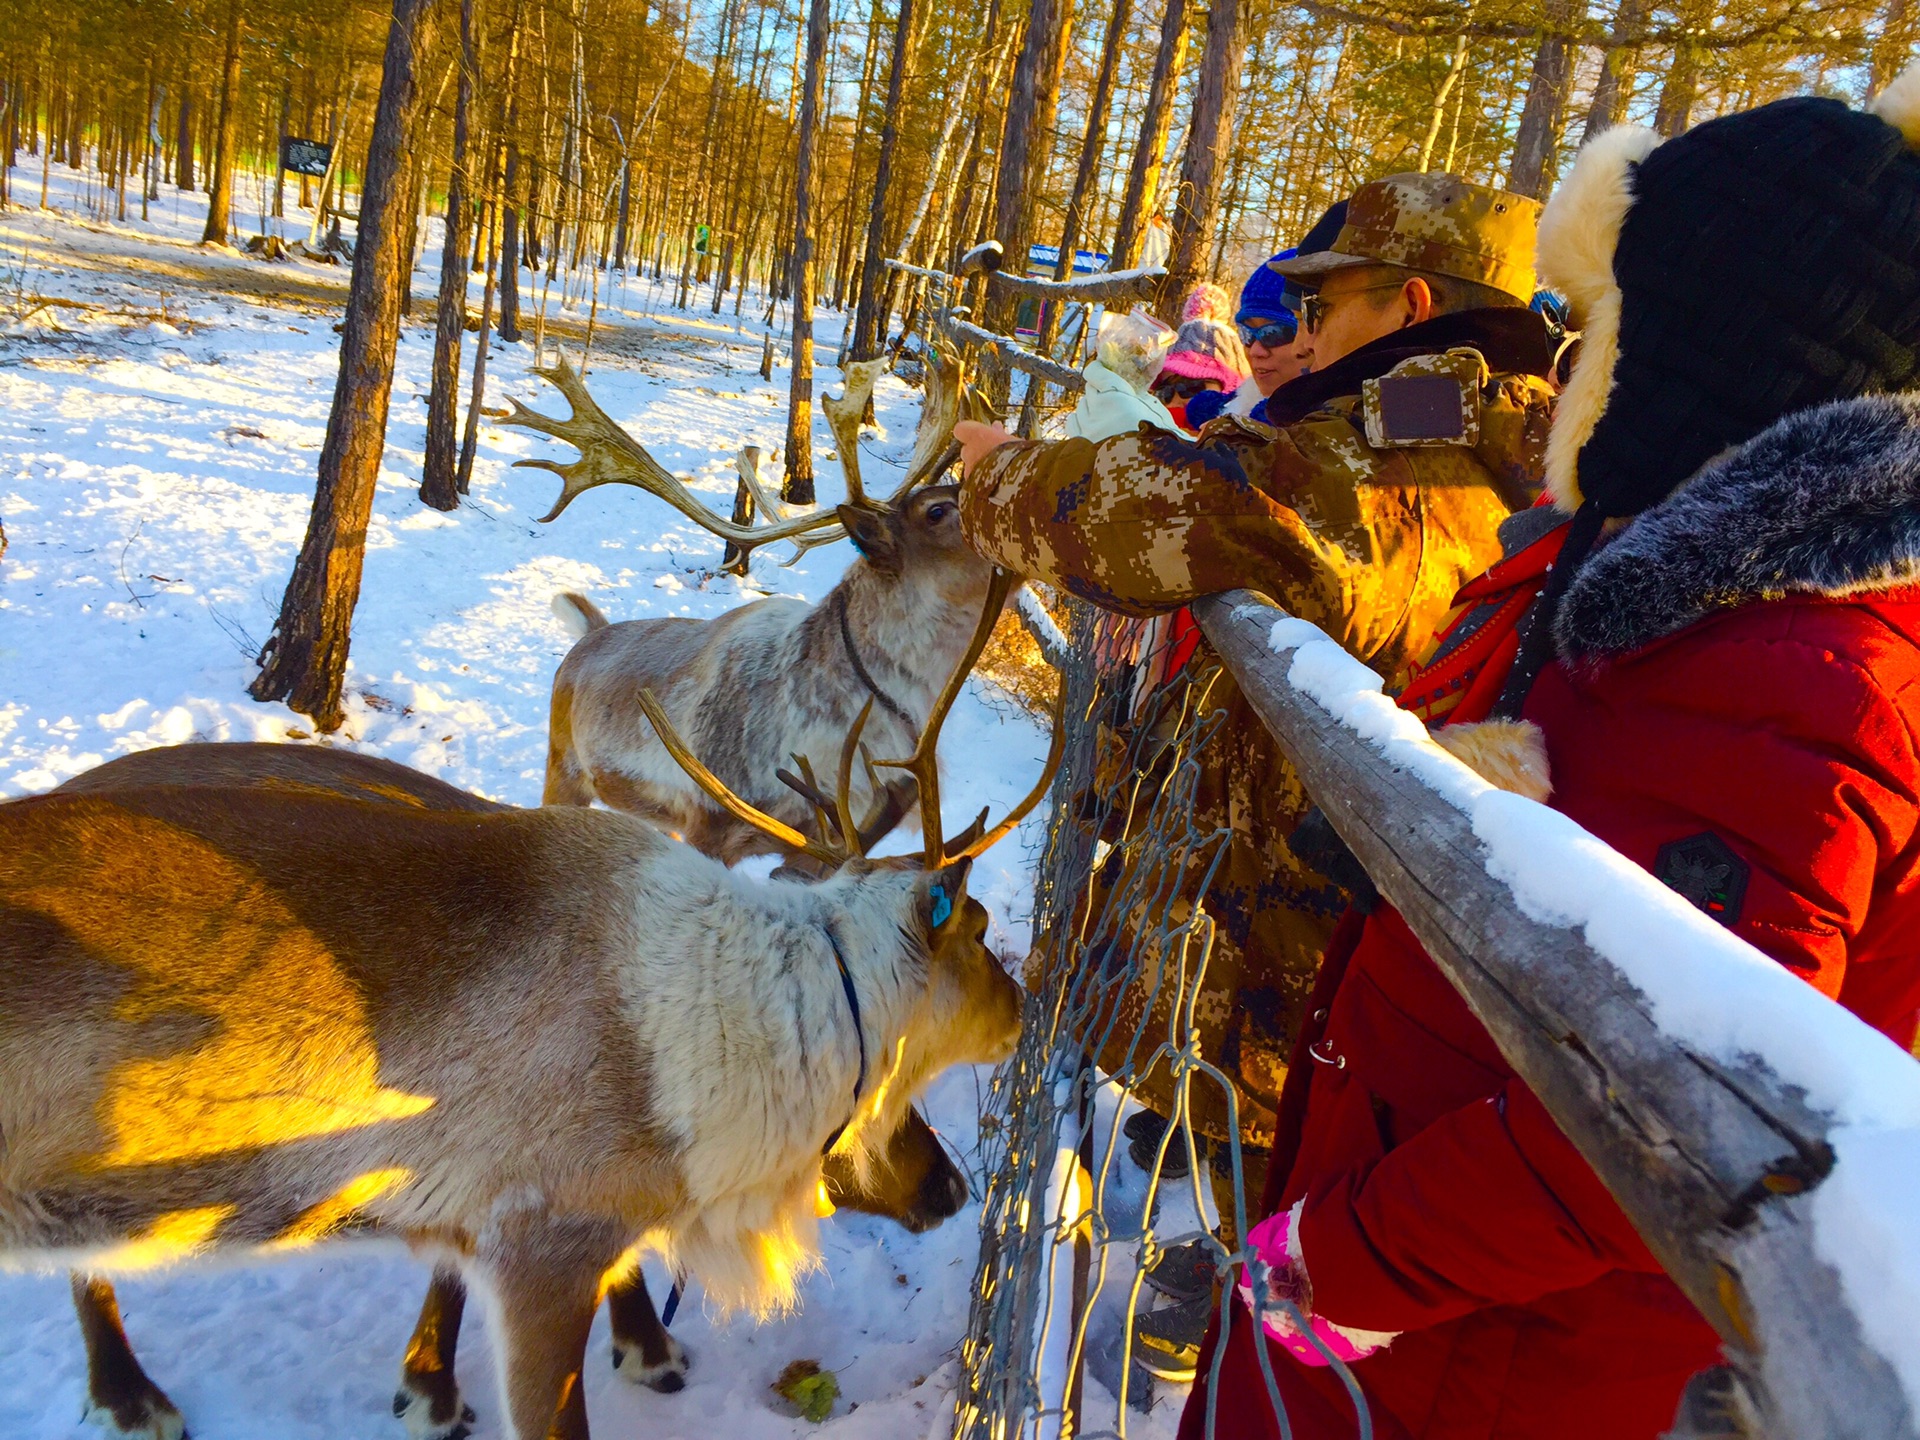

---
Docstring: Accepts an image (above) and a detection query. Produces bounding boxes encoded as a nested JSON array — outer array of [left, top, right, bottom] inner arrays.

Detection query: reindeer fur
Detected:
[[0, 785, 1020, 1439], [542, 486, 998, 861]]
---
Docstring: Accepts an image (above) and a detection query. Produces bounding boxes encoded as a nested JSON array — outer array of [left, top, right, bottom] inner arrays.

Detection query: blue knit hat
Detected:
[[1237, 250, 1294, 327]]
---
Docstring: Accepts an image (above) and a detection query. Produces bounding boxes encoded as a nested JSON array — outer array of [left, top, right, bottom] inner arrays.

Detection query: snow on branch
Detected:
[[984, 266, 1165, 304], [1193, 590, 1920, 1440], [941, 318, 1086, 391]]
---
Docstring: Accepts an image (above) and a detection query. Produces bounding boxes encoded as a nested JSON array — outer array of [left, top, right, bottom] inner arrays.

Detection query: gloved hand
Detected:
[[1235, 1201, 1399, 1367]]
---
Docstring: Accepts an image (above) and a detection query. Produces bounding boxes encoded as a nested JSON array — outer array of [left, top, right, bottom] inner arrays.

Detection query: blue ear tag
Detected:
[[929, 884, 953, 929]]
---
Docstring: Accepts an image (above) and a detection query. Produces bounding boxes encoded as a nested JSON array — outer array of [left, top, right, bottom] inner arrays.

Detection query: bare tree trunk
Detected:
[[1653, 0, 1706, 138], [1111, 0, 1189, 270], [200, 0, 243, 244], [850, 0, 918, 358], [174, 83, 193, 190], [274, 78, 289, 220], [783, 0, 833, 505], [1419, 33, 1470, 170], [1155, 0, 1240, 321], [494, 0, 525, 345], [251, 0, 443, 731], [456, 194, 500, 495], [1581, 0, 1652, 142], [988, 0, 1072, 338], [421, 0, 478, 512], [1507, 0, 1579, 198], [1055, 0, 1131, 283], [498, 138, 523, 339]]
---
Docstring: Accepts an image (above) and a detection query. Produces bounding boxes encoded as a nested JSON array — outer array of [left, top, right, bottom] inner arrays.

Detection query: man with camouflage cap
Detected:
[[954, 171, 1557, 1376]]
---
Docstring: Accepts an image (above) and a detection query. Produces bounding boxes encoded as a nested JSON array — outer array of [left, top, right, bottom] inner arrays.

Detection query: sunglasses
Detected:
[[1237, 320, 1296, 349], [1301, 281, 1409, 335]]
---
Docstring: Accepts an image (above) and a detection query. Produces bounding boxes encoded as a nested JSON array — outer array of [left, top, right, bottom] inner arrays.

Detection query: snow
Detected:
[[1266, 611, 1920, 1409], [0, 163, 1050, 1437]]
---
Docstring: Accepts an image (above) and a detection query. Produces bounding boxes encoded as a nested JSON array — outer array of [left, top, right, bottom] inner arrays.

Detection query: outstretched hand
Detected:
[[953, 420, 1017, 478]]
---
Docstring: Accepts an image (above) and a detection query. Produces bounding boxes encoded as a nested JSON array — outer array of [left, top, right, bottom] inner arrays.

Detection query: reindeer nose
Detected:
[[905, 1155, 970, 1231]]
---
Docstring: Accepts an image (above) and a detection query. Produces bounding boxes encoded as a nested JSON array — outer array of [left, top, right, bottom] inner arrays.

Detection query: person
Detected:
[[953, 172, 1558, 1380], [1184, 71, 1920, 1440], [1152, 283, 1251, 431], [1186, 202, 1347, 430]]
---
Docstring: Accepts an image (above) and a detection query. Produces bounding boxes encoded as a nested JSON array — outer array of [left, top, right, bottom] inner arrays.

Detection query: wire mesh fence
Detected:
[[954, 599, 1374, 1440]]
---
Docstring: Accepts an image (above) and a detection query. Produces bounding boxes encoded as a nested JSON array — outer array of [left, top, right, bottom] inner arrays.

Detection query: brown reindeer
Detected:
[[507, 357, 1007, 861], [2, 579, 1057, 1440], [49, 742, 976, 1437]]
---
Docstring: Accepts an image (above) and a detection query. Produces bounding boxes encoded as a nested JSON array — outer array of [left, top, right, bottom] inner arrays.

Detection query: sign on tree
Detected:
[[280, 137, 331, 178]]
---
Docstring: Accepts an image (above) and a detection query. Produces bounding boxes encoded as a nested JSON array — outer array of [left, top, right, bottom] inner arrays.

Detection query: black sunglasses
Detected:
[[1301, 281, 1407, 335], [1237, 320, 1296, 349]]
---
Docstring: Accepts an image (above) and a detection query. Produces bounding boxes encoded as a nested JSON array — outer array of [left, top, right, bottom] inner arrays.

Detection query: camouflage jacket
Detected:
[[962, 311, 1556, 1144]]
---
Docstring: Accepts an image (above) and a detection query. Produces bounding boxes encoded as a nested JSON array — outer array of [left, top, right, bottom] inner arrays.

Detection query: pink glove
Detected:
[[1235, 1202, 1399, 1367]]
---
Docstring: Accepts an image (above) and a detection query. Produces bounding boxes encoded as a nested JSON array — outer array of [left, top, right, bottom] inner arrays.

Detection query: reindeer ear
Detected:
[[838, 503, 902, 575], [924, 858, 974, 934]]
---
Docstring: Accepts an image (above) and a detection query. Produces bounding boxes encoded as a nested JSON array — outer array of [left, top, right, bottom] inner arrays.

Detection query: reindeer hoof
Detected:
[[81, 1387, 187, 1440], [392, 1383, 475, 1440], [612, 1331, 690, 1392]]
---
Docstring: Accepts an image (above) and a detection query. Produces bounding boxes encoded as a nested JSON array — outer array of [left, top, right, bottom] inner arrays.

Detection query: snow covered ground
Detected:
[[0, 165, 1053, 1438]]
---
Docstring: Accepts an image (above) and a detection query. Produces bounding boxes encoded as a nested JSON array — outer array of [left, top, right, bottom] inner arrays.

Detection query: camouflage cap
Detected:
[[1269, 173, 1540, 302]]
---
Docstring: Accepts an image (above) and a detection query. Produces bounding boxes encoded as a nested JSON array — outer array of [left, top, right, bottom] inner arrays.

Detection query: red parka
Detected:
[[1181, 394, 1920, 1439]]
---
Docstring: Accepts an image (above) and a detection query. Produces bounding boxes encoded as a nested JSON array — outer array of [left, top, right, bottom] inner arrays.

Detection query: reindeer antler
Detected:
[[873, 569, 1068, 867], [639, 690, 906, 869], [504, 355, 847, 563], [821, 358, 887, 509]]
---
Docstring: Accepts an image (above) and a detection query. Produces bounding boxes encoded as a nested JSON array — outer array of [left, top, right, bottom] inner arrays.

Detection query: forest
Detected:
[[3, 0, 1911, 342]]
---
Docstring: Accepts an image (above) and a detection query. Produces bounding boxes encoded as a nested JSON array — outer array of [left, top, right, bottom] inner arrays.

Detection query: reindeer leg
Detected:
[[604, 1269, 688, 1393], [392, 1265, 477, 1440], [478, 1217, 629, 1440], [70, 1273, 186, 1440]]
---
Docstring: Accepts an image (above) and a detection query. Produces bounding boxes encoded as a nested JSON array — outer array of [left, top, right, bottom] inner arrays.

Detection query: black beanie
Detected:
[[1492, 71, 1920, 716], [1538, 86, 1920, 520]]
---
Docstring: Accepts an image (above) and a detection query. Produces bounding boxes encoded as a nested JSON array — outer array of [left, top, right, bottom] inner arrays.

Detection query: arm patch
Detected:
[[1362, 350, 1486, 448]]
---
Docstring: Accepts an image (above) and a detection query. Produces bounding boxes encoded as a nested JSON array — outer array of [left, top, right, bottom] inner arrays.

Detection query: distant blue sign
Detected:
[[1027, 244, 1110, 277]]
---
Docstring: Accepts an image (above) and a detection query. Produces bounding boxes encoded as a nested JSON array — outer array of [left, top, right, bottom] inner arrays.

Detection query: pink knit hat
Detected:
[[1157, 283, 1252, 388]]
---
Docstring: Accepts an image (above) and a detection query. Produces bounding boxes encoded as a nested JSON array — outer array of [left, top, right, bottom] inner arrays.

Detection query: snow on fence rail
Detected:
[[954, 589, 1920, 1440], [1192, 590, 1920, 1440]]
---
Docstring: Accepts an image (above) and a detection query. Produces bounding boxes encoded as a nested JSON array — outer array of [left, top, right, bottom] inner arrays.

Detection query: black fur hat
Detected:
[[1536, 64, 1920, 519]]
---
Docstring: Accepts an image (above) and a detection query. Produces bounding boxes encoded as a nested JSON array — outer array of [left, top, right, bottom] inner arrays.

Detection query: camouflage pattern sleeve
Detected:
[[957, 420, 1412, 627]]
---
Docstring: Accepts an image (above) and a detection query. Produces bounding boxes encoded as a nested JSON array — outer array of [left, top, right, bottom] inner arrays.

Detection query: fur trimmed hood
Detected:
[[1556, 393, 1920, 660]]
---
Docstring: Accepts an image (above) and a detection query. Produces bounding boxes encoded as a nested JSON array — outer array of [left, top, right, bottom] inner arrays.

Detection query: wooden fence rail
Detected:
[[1193, 590, 1920, 1440]]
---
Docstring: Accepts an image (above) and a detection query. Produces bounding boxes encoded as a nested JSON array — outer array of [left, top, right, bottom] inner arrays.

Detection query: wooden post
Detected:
[[1192, 591, 1920, 1440], [721, 445, 762, 576]]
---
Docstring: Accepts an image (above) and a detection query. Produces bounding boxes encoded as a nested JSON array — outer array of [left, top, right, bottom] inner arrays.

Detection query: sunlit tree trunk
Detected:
[[783, 0, 833, 504], [251, 0, 442, 731], [421, 0, 478, 513], [1155, 0, 1240, 321], [1111, 0, 1189, 271], [850, 0, 917, 358], [200, 0, 243, 244], [1507, 0, 1579, 197]]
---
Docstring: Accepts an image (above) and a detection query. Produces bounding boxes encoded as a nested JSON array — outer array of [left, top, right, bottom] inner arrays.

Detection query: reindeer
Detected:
[[0, 581, 1058, 1440], [49, 742, 979, 1435], [505, 357, 1007, 862]]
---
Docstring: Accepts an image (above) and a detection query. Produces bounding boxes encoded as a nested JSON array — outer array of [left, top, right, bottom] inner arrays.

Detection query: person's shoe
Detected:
[[1134, 1293, 1213, 1384], [1142, 1240, 1217, 1304], [1129, 1130, 1191, 1178]]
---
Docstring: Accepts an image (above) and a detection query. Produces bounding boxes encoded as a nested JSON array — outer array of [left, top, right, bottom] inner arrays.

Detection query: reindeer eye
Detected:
[[926, 502, 953, 523]]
